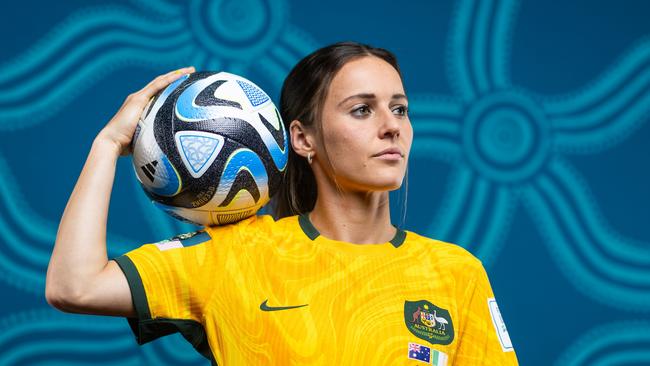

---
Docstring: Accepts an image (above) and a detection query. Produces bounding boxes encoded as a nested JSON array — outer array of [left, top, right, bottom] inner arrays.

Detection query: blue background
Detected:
[[0, 0, 649, 364]]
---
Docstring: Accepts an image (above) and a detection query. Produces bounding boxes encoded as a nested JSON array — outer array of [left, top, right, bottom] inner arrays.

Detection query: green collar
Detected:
[[298, 213, 406, 248]]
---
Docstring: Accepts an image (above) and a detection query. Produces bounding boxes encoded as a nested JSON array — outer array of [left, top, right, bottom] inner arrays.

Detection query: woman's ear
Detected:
[[290, 120, 315, 159]]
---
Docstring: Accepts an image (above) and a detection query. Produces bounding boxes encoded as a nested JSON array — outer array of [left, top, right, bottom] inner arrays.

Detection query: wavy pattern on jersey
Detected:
[[207, 225, 487, 364], [0, 309, 140, 365], [555, 321, 650, 366], [0, 155, 136, 293], [409, 0, 650, 312]]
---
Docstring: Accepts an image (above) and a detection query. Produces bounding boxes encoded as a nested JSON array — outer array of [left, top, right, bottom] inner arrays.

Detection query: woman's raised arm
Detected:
[[45, 67, 195, 317]]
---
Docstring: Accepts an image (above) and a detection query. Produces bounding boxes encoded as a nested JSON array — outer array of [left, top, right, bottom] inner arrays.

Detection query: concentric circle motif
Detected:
[[461, 91, 551, 183], [188, 0, 288, 60]]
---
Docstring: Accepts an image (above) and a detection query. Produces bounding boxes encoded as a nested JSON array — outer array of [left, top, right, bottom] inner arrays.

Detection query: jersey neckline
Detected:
[[298, 213, 407, 249]]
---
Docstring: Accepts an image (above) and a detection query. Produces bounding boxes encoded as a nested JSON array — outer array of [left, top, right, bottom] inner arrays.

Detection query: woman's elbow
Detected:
[[45, 277, 85, 313]]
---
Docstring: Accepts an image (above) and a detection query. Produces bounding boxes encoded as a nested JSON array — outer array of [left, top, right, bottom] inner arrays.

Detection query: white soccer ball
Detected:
[[131, 71, 288, 226]]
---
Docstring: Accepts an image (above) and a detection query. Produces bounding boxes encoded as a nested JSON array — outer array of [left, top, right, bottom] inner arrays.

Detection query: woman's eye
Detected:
[[393, 105, 408, 116], [352, 105, 371, 116]]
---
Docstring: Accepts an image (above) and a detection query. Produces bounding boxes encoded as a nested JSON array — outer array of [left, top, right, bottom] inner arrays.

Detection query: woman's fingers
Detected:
[[138, 66, 196, 101], [123, 66, 196, 112], [118, 66, 195, 123], [98, 66, 195, 155]]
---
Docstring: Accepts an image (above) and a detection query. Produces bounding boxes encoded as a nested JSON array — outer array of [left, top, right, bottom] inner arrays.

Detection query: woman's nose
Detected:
[[379, 109, 400, 139]]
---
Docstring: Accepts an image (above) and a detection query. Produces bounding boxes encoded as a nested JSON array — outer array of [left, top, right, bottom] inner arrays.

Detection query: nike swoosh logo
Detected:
[[259, 299, 308, 312]]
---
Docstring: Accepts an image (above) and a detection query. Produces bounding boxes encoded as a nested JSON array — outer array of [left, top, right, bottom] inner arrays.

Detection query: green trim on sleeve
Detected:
[[112, 255, 217, 365], [114, 255, 150, 320], [137, 317, 217, 365]]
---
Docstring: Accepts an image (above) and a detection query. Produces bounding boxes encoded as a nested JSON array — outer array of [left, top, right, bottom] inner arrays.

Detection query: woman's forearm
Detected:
[[46, 134, 121, 303]]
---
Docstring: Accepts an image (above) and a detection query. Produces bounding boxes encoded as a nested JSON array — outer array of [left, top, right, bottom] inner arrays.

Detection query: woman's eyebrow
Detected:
[[392, 93, 407, 101], [338, 93, 407, 106], [338, 93, 375, 106]]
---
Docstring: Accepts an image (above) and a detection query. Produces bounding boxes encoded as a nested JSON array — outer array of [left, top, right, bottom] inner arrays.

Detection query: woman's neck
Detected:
[[309, 189, 396, 245]]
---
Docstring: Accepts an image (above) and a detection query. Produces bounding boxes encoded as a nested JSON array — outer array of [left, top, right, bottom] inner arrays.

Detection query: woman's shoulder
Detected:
[[202, 214, 295, 243], [403, 229, 483, 269]]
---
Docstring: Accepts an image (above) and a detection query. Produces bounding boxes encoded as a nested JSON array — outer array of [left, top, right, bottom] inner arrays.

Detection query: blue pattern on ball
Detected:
[[179, 134, 222, 174], [236, 80, 270, 107]]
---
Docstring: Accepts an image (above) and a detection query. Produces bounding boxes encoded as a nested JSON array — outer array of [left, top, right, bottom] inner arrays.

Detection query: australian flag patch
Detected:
[[408, 342, 431, 363]]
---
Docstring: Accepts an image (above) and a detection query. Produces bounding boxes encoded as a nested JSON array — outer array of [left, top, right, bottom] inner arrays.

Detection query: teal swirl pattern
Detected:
[[0, 0, 317, 132], [544, 37, 650, 153], [555, 321, 650, 366], [409, 0, 650, 313], [0, 156, 136, 293], [0, 6, 193, 131], [0, 309, 140, 365], [0, 309, 206, 365]]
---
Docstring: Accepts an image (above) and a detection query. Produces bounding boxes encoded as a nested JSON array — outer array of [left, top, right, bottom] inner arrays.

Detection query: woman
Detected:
[[46, 42, 518, 365]]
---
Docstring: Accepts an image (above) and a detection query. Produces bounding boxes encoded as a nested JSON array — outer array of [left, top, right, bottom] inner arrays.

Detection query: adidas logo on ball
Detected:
[[140, 160, 158, 182]]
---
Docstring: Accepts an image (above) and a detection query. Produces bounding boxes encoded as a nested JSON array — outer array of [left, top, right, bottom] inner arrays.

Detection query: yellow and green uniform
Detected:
[[114, 214, 518, 365]]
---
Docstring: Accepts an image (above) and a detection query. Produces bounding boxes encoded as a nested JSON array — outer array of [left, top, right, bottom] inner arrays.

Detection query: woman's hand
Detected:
[[96, 66, 195, 156]]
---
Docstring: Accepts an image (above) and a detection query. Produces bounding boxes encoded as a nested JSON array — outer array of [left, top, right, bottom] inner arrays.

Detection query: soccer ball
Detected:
[[131, 71, 288, 226]]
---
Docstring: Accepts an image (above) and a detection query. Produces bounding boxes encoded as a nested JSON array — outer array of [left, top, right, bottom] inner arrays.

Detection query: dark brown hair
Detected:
[[271, 41, 403, 218]]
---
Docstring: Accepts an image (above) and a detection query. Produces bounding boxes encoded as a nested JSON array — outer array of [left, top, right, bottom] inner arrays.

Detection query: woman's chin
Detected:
[[361, 178, 405, 192]]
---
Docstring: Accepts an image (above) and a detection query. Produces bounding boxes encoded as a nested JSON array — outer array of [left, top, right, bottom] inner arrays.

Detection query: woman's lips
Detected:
[[375, 153, 403, 160]]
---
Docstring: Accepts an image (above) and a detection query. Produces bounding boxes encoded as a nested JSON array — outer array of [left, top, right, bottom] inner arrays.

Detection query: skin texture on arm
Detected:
[[45, 67, 195, 317], [46, 137, 133, 317]]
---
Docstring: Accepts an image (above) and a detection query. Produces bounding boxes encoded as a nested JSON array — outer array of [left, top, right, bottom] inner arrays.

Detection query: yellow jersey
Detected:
[[113, 214, 518, 365]]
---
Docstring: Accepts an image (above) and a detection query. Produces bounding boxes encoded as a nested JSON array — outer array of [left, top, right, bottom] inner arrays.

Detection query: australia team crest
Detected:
[[404, 300, 454, 345]]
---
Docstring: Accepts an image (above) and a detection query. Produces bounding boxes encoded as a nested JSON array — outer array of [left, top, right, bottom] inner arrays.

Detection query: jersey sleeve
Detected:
[[112, 229, 217, 358], [454, 261, 519, 365]]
